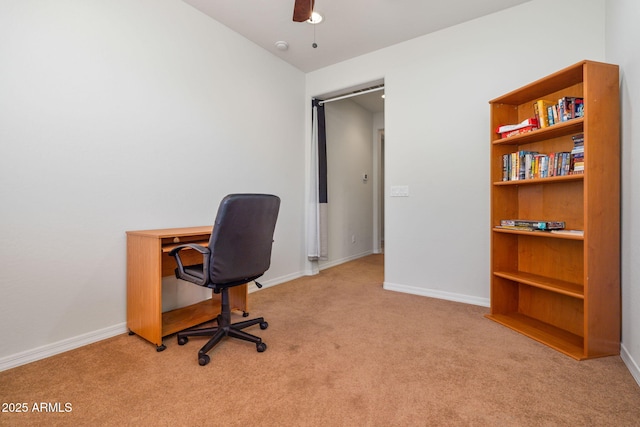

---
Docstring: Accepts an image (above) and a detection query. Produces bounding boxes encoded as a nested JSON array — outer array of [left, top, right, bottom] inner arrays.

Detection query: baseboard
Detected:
[[318, 250, 374, 271], [0, 323, 127, 372], [383, 281, 490, 307], [248, 253, 373, 292], [248, 271, 305, 293], [620, 343, 640, 387], [0, 271, 306, 372]]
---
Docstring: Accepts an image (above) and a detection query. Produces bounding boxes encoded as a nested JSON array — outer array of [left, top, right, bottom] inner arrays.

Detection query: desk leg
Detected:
[[127, 234, 163, 347], [229, 283, 249, 316]]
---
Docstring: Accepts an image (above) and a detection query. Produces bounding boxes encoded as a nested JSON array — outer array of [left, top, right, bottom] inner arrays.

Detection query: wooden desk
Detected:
[[126, 226, 248, 351]]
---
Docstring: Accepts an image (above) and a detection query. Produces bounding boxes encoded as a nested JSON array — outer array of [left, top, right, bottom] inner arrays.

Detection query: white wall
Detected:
[[0, 0, 306, 364], [320, 99, 374, 268], [306, 0, 606, 305], [3, 0, 636, 381], [606, 0, 640, 384]]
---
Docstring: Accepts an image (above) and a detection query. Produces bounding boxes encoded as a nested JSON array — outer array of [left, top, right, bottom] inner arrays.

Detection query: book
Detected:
[[548, 152, 556, 177], [496, 118, 538, 138], [559, 97, 584, 121], [519, 150, 537, 180], [562, 151, 571, 175], [533, 102, 540, 126], [501, 150, 579, 181], [496, 118, 538, 134], [574, 98, 584, 118], [534, 99, 555, 128], [547, 105, 555, 126], [571, 134, 584, 174], [500, 219, 566, 230], [558, 97, 566, 122], [495, 225, 541, 232], [502, 154, 509, 181]]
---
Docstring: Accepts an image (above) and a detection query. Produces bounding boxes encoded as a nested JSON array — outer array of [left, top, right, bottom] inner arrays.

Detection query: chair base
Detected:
[[177, 288, 268, 366]]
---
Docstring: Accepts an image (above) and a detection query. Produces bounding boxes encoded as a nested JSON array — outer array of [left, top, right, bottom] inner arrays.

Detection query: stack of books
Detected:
[[495, 118, 539, 139], [570, 134, 584, 174], [497, 219, 565, 231], [533, 97, 584, 128]]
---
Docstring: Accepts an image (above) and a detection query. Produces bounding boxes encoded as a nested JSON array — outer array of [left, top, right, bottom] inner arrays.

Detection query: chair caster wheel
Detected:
[[156, 344, 166, 352], [198, 354, 210, 366], [178, 336, 188, 345], [257, 342, 267, 352], [260, 321, 269, 330], [243, 311, 249, 317]]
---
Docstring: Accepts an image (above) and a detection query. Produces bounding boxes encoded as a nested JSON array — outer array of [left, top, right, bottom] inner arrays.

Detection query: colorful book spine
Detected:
[[535, 99, 555, 128], [535, 97, 584, 128], [571, 133, 585, 174]]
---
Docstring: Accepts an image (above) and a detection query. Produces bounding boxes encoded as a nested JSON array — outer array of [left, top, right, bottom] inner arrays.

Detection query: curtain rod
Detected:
[[317, 86, 384, 105]]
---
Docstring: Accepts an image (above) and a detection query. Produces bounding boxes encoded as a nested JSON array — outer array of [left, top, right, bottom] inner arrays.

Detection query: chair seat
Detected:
[[183, 264, 205, 281]]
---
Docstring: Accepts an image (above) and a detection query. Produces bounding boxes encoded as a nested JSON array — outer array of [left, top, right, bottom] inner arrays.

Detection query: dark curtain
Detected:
[[308, 99, 328, 260], [313, 99, 327, 204]]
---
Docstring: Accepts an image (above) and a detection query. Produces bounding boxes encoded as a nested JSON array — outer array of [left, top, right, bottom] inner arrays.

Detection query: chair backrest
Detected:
[[207, 194, 280, 286]]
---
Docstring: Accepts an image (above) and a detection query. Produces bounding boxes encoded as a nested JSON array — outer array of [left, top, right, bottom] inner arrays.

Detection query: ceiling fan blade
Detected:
[[293, 0, 315, 22]]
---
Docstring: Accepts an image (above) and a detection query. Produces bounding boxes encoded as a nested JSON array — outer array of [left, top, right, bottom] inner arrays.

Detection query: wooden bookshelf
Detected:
[[486, 60, 620, 360]]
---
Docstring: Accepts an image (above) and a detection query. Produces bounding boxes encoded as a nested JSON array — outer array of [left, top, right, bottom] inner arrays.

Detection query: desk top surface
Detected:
[[126, 225, 212, 238]]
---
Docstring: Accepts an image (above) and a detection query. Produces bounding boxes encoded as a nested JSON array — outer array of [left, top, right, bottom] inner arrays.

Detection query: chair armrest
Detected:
[[169, 243, 210, 256], [169, 244, 210, 286]]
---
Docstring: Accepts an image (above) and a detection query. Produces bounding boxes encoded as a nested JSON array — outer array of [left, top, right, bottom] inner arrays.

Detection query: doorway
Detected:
[[314, 80, 385, 267]]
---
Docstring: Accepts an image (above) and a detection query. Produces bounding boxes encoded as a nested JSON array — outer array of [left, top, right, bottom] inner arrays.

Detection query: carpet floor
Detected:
[[1, 254, 639, 426]]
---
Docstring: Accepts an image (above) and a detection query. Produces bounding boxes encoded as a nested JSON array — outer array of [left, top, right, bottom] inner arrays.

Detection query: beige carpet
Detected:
[[1, 255, 639, 426]]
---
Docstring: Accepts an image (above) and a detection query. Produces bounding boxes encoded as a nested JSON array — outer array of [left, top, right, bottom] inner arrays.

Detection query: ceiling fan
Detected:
[[292, 0, 315, 22]]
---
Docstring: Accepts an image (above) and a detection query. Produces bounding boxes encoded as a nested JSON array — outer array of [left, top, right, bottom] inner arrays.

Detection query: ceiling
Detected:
[[181, 0, 531, 114], [182, 0, 532, 74]]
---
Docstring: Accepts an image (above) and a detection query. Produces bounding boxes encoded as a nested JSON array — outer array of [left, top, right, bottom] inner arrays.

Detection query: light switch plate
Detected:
[[390, 185, 409, 197]]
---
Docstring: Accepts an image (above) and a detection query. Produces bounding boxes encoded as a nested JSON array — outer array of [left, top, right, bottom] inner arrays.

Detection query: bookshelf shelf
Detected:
[[493, 174, 583, 186], [493, 271, 584, 299], [492, 117, 584, 146], [487, 60, 620, 360], [486, 313, 585, 360], [493, 227, 584, 240]]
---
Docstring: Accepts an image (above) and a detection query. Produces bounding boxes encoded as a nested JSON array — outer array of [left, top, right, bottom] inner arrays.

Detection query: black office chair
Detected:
[[169, 193, 280, 366]]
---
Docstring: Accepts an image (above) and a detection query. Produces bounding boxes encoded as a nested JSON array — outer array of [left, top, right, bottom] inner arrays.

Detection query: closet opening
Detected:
[[311, 79, 385, 271]]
